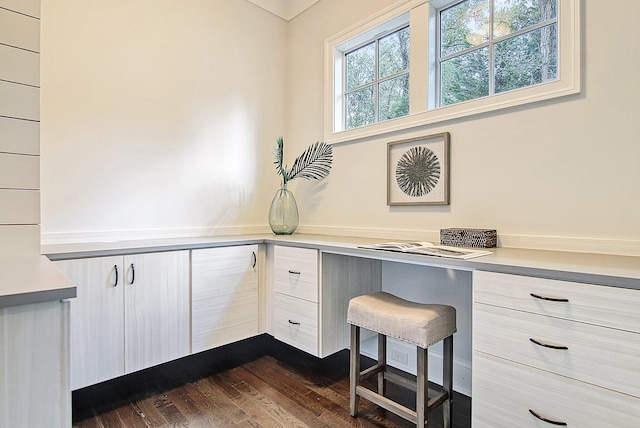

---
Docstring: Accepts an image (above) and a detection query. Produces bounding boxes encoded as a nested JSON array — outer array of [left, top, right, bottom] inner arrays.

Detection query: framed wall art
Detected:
[[387, 132, 450, 206]]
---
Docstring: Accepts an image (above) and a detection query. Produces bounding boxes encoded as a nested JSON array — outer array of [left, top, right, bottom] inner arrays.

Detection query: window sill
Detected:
[[325, 77, 580, 145]]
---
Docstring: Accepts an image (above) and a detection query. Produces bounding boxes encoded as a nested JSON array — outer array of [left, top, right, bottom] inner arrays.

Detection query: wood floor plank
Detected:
[[133, 396, 170, 427], [199, 375, 253, 425], [113, 405, 151, 428], [221, 367, 312, 428], [243, 357, 369, 427], [72, 335, 471, 428], [180, 380, 238, 427]]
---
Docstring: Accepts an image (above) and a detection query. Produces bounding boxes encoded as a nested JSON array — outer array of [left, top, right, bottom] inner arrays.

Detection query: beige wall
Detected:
[[40, 0, 287, 242], [40, 0, 640, 255], [287, 0, 640, 255]]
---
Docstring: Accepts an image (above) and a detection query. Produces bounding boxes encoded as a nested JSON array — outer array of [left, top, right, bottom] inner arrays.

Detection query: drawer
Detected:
[[273, 293, 318, 356], [474, 303, 640, 398], [472, 352, 640, 428], [274, 246, 318, 302], [474, 271, 640, 332]]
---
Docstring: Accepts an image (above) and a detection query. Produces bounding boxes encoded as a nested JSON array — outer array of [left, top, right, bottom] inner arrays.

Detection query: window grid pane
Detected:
[[344, 26, 410, 130], [379, 26, 410, 79], [438, 0, 558, 107], [345, 85, 376, 130], [379, 73, 410, 121], [440, 0, 489, 57], [346, 42, 376, 91], [494, 23, 557, 94], [441, 47, 490, 106]]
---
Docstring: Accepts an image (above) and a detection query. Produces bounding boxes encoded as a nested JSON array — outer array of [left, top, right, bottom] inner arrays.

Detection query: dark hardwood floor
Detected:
[[72, 335, 471, 427]]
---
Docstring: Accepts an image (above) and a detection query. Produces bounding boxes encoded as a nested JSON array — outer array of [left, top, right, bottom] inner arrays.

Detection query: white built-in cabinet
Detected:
[[272, 245, 381, 357], [472, 271, 640, 427], [0, 300, 70, 427], [55, 251, 190, 390], [191, 245, 259, 353]]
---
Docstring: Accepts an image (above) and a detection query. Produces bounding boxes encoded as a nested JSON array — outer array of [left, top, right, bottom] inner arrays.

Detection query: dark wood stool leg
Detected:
[[417, 346, 428, 427], [442, 335, 454, 428], [377, 333, 387, 396], [350, 324, 361, 417]]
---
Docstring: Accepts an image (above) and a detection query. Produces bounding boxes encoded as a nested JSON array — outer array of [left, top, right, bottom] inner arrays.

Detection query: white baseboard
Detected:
[[360, 336, 472, 397]]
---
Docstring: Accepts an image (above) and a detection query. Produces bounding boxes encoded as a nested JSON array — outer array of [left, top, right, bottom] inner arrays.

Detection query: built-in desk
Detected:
[[42, 233, 640, 427]]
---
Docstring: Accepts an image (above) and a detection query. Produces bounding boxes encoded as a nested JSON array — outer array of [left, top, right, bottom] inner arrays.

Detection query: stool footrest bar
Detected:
[[360, 362, 385, 381], [356, 385, 417, 424]]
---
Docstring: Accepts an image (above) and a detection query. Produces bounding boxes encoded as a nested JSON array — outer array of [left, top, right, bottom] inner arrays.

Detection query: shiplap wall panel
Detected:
[[0, 153, 39, 189], [0, 0, 40, 18], [0, 117, 39, 155], [0, 81, 39, 120], [0, 225, 40, 255], [0, 190, 39, 224], [0, 44, 39, 86], [0, 1, 40, 257], [0, 8, 40, 52]]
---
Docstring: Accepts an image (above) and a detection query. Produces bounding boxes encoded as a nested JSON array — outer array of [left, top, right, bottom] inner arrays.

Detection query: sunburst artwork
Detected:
[[387, 133, 450, 205]]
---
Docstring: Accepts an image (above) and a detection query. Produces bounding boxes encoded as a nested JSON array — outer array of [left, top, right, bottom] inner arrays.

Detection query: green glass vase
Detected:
[[268, 184, 299, 235]]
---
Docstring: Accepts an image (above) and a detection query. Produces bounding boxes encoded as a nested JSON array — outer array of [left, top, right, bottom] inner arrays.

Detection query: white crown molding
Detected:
[[246, 0, 319, 21]]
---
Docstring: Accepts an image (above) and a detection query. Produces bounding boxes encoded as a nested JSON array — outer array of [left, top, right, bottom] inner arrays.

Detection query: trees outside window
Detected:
[[439, 0, 558, 106], [344, 26, 410, 130]]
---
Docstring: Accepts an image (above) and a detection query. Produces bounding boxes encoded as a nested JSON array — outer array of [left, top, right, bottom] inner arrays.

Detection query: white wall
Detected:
[[40, 0, 640, 255], [0, 1, 41, 256], [40, 0, 287, 243], [287, 0, 640, 256]]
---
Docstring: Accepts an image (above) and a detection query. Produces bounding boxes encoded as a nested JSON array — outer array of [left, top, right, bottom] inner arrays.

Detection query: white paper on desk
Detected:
[[358, 241, 492, 259]]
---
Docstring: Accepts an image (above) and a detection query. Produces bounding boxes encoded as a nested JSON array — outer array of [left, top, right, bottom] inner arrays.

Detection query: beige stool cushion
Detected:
[[347, 292, 456, 348]]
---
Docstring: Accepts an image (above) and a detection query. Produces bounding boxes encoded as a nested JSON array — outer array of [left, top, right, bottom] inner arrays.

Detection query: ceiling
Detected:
[[246, 0, 320, 21]]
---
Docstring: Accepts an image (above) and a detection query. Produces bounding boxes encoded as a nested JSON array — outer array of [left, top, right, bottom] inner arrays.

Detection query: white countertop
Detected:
[[0, 255, 76, 308], [5, 233, 637, 309], [43, 233, 640, 289]]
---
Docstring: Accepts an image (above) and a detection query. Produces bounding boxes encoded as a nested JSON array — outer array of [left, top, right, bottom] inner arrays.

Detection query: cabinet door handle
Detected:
[[252, 251, 257, 269], [288, 270, 301, 275], [530, 293, 569, 302], [529, 409, 567, 426], [529, 338, 568, 350], [113, 265, 118, 287], [288, 320, 301, 325], [130, 263, 135, 284]]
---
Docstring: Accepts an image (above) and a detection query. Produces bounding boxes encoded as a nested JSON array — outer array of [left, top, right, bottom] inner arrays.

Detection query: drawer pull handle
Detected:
[[288, 270, 301, 275], [529, 338, 568, 350], [530, 293, 569, 302], [113, 265, 118, 287], [529, 409, 567, 426], [288, 320, 301, 325]]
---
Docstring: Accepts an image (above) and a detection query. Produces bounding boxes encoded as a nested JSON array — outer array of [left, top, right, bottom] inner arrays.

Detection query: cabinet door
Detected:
[[192, 245, 259, 353], [124, 251, 190, 373], [55, 256, 124, 390]]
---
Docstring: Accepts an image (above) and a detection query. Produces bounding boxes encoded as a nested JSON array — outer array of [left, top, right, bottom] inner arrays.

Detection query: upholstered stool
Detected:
[[347, 292, 456, 427]]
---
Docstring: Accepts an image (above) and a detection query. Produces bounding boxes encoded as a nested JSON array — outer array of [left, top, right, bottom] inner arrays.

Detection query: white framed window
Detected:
[[344, 24, 410, 130], [324, 0, 580, 144]]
